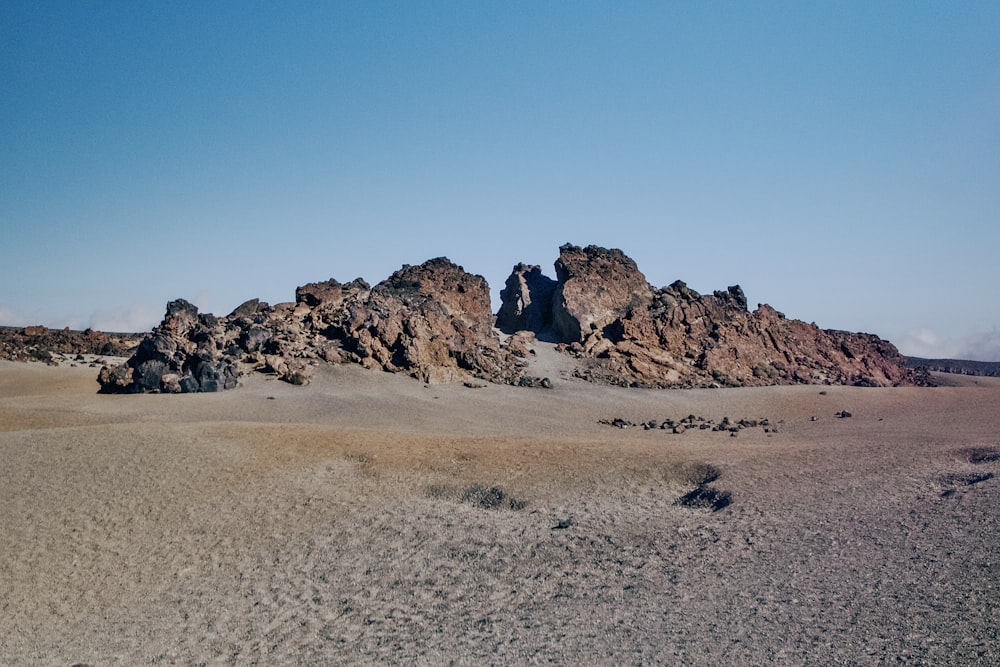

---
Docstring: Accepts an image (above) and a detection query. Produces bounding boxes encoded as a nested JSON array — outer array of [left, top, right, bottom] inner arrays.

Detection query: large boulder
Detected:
[[295, 278, 370, 308], [551, 244, 653, 343]]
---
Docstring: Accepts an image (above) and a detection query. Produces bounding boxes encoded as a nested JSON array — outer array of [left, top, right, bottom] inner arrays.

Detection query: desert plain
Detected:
[[1, 348, 999, 666]]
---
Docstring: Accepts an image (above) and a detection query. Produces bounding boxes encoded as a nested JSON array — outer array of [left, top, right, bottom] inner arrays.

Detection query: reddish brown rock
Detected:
[[499, 243, 915, 388], [295, 278, 370, 308], [300, 258, 522, 383], [96, 244, 917, 393], [552, 244, 653, 343]]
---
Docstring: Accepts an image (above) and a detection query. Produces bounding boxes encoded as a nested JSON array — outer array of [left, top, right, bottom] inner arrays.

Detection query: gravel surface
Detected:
[[2, 361, 998, 665]]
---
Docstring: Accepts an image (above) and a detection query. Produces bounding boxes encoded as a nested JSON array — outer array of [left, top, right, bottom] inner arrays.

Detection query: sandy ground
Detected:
[[1, 356, 999, 666]]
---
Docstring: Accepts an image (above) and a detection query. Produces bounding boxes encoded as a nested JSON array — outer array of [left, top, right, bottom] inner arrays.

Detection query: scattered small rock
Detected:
[[599, 417, 636, 429], [600, 414, 778, 436], [938, 470, 995, 498]]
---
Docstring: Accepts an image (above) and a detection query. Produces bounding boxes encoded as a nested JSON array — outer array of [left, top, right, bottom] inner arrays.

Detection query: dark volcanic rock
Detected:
[[98, 299, 239, 394], [496, 263, 557, 334]]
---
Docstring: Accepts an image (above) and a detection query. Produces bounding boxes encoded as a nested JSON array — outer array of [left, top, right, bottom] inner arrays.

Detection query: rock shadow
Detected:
[[963, 446, 1000, 465], [671, 461, 731, 511], [675, 486, 733, 512]]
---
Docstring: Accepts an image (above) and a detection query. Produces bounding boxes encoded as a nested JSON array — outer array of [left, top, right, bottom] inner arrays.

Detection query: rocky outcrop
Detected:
[[98, 243, 918, 393], [306, 258, 520, 385], [0, 325, 140, 363], [497, 243, 915, 388], [98, 258, 528, 393]]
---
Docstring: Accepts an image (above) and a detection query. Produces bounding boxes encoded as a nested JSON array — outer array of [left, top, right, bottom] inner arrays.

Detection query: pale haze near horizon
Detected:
[[2, 2, 998, 360]]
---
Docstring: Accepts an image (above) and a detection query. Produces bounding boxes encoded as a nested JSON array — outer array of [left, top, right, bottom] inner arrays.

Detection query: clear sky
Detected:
[[2, 1, 999, 359]]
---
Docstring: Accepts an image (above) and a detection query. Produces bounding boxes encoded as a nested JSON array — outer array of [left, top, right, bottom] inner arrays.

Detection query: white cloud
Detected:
[[0, 307, 30, 327], [954, 331, 1000, 362], [88, 306, 160, 333], [0, 305, 89, 330], [897, 328, 1000, 361]]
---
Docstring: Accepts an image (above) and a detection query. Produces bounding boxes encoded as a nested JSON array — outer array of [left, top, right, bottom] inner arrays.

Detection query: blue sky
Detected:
[[2, 1, 999, 359]]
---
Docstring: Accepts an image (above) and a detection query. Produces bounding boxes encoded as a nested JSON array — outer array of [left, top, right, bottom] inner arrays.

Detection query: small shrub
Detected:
[[460, 484, 526, 511], [965, 446, 1000, 465], [425, 484, 454, 500]]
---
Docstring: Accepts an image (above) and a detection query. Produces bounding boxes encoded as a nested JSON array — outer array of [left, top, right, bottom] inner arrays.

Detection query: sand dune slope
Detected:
[[1, 361, 998, 665]]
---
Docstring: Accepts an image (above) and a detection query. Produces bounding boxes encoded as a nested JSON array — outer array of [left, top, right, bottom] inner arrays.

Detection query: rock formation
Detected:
[[98, 243, 919, 393], [496, 243, 914, 388], [98, 258, 527, 393]]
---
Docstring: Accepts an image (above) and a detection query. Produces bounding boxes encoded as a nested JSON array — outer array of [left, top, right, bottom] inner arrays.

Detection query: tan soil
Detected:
[[1, 360, 998, 665]]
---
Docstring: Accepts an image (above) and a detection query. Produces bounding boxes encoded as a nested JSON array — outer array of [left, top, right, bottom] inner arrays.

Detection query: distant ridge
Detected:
[[0, 325, 140, 363], [905, 357, 1000, 378]]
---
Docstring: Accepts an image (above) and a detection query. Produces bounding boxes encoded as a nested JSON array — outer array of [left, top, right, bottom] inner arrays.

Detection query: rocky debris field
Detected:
[[599, 414, 781, 435], [0, 325, 140, 364]]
